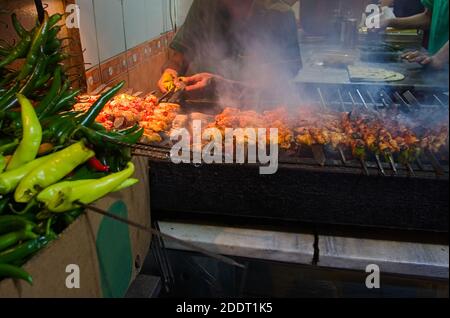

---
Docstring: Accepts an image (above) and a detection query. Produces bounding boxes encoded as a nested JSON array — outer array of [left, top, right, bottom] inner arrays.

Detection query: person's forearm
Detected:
[[434, 41, 449, 65], [389, 9, 431, 30], [161, 49, 188, 75]]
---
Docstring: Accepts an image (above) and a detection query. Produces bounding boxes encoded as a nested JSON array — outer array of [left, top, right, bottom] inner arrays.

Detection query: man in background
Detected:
[[158, 0, 301, 94]]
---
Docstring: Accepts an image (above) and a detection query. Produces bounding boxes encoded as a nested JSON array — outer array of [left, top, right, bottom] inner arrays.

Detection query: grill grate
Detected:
[[133, 86, 449, 179]]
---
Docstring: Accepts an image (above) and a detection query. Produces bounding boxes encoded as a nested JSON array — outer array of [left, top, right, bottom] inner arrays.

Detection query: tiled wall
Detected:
[[78, 0, 193, 94], [85, 31, 175, 94]]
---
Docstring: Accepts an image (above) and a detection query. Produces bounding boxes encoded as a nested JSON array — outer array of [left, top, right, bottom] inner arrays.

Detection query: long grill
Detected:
[[139, 85, 449, 180], [145, 84, 449, 233]]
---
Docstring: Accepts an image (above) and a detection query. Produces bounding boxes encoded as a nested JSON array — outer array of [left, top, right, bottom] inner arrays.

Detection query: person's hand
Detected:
[[158, 68, 179, 93], [181, 73, 217, 92], [401, 51, 446, 69]]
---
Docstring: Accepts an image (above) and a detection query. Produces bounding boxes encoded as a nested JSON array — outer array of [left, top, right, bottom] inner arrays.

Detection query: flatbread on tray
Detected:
[[347, 66, 405, 82]]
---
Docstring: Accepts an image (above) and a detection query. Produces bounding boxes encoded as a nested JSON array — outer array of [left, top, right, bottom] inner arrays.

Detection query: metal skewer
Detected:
[[356, 89, 369, 111], [405, 162, 416, 177], [374, 153, 386, 176], [425, 149, 444, 176], [348, 93, 372, 176], [317, 88, 328, 112], [317, 88, 346, 164], [337, 89, 347, 112], [338, 147, 347, 165], [433, 94, 446, 107], [359, 157, 370, 176], [386, 152, 398, 175], [415, 156, 425, 171]]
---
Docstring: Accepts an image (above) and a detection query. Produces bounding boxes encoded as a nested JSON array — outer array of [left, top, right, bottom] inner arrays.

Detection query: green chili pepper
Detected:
[[47, 52, 69, 66], [0, 236, 50, 264], [0, 152, 6, 170], [0, 48, 10, 57], [9, 198, 39, 216], [0, 263, 33, 285], [80, 125, 144, 146], [33, 73, 51, 90], [0, 215, 35, 234], [0, 33, 32, 69], [15, 141, 95, 203], [44, 39, 61, 55], [0, 230, 38, 252], [45, 26, 62, 44], [6, 95, 42, 171], [48, 13, 63, 28], [0, 71, 19, 88], [52, 88, 81, 113], [40, 79, 71, 118], [19, 52, 49, 96], [0, 139, 19, 155], [37, 162, 135, 213], [0, 152, 59, 195], [17, 13, 50, 81], [0, 83, 20, 112], [117, 124, 141, 135], [0, 198, 8, 215], [113, 178, 139, 192], [35, 66, 62, 118], [11, 13, 29, 38], [80, 81, 125, 127], [0, 156, 6, 174]]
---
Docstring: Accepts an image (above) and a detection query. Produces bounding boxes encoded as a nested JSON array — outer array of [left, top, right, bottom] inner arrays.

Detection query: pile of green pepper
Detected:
[[0, 11, 144, 285]]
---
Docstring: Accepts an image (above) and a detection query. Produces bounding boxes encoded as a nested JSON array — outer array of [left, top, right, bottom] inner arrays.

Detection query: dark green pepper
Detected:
[[0, 236, 50, 264], [17, 13, 51, 80], [11, 13, 29, 38], [0, 198, 8, 215], [0, 229, 38, 252], [52, 88, 81, 113], [35, 66, 62, 118], [80, 81, 125, 127], [0, 215, 35, 235], [0, 263, 33, 285], [0, 33, 32, 69]]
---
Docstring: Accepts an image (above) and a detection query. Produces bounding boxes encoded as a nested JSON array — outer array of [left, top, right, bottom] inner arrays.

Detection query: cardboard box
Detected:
[[0, 157, 151, 298]]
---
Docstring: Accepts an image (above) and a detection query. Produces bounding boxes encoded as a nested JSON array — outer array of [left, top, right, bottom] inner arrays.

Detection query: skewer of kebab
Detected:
[[316, 89, 348, 164], [341, 113, 370, 176], [419, 126, 448, 175], [294, 117, 348, 167], [348, 111, 399, 176], [358, 120, 387, 176], [387, 123, 421, 176], [321, 116, 349, 164]]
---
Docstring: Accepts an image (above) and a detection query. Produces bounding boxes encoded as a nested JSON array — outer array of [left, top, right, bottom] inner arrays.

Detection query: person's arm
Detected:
[[433, 41, 450, 66], [158, 0, 203, 92], [402, 41, 449, 69], [385, 8, 432, 29]]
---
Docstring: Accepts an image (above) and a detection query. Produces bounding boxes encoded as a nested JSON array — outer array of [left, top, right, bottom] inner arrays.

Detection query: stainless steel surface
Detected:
[[160, 222, 449, 280], [319, 236, 449, 280], [294, 42, 449, 89]]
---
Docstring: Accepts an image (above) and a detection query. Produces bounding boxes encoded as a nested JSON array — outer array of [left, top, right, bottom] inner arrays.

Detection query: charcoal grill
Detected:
[[143, 84, 449, 233]]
